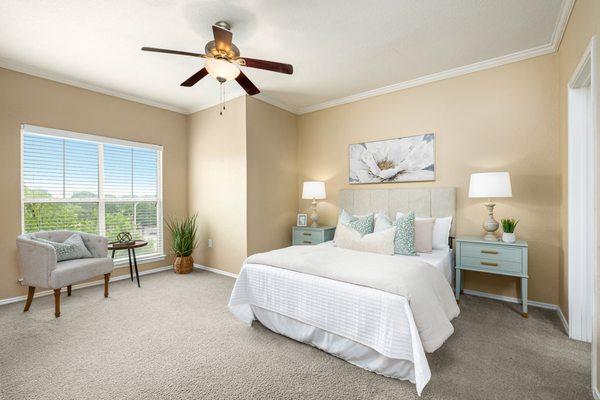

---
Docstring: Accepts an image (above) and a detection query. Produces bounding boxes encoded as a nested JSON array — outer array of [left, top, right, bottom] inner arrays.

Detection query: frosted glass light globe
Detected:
[[205, 58, 240, 81]]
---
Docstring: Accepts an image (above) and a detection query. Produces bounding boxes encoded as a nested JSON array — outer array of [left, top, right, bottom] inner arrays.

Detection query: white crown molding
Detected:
[[186, 92, 299, 115], [186, 92, 246, 115], [0, 0, 575, 117], [0, 58, 188, 114], [298, 0, 575, 115], [298, 43, 555, 114], [551, 0, 575, 52]]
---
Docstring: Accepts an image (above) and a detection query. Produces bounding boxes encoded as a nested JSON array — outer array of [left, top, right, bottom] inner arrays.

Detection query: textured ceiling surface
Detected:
[[0, 0, 564, 113]]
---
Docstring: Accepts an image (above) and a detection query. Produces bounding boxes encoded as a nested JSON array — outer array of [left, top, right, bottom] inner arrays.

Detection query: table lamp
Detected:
[[469, 172, 512, 241], [302, 181, 326, 227]]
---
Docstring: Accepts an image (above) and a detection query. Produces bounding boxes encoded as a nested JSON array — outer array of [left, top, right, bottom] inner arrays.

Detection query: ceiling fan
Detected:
[[141, 21, 293, 97]]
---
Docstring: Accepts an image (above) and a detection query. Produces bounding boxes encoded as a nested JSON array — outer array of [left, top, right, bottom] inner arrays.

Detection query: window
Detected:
[[21, 125, 163, 263]]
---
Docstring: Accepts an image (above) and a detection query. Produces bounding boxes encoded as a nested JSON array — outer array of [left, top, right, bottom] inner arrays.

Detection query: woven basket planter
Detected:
[[174, 256, 193, 274]]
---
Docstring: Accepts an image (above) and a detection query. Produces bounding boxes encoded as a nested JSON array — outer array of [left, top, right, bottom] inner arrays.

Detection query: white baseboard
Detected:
[[462, 289, 569, 333], [0, 265, 173, 306], [193, 264, 239, 278]]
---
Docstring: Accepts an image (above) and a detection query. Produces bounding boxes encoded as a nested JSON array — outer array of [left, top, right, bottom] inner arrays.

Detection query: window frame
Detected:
[[20, 124, 165, 267]]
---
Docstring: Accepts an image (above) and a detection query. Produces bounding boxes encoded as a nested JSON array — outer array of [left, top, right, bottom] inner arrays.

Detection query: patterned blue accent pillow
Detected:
[[35, 234, 93, 262], [394, 211, 417, 256], [336, 209, 375, 236], [346, 213, 375, 236]]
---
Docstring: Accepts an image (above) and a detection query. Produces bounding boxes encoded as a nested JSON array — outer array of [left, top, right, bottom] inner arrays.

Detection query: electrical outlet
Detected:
[[208, 239, 213, 248]]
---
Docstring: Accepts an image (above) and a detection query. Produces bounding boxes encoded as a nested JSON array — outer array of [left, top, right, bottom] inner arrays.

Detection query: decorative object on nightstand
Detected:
[[468, 172, 512, 241], [296, 213, 308, 227], [454, 236, 528, 317], [302, 181, 326, 227], [501, 218, 519, 243], [292, 226, 335, 246]]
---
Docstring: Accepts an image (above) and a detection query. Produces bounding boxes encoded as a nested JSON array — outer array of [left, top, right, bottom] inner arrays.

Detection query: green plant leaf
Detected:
[[165, 214, 198, 257]]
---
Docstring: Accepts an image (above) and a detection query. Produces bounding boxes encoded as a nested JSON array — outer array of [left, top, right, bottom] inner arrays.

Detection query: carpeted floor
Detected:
[[0, 269, 591, 400]]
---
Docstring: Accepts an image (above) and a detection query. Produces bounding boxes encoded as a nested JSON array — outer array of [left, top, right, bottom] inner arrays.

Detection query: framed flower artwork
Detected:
[[349, 133, 435, 184]]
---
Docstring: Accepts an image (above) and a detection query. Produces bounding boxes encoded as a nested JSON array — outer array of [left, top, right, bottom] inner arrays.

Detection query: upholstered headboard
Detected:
[[339, 187, 457, 236]]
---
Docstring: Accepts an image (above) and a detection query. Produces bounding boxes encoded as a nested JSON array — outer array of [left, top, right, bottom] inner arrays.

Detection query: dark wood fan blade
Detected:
[[235, 71, 260, 95], [239, 57, 293, 74], [181, 68, 209, 87], [141, 47, 205, 58], [212, 25, 233, 52]]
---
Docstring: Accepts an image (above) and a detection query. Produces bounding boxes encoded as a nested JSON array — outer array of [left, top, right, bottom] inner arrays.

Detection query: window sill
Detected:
[[113, 254, 167, 269]]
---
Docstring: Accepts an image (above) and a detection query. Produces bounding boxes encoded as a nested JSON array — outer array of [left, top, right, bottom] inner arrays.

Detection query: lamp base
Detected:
[[309, 199, 319, 227], [482, 201, 499, 241]]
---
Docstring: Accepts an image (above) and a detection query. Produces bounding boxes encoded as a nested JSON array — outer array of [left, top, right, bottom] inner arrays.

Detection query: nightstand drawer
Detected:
[[460, 255, 523, 275], [460, 242, 522, 262], [292, 226, 335, 246], [293, 230, 322, 245]]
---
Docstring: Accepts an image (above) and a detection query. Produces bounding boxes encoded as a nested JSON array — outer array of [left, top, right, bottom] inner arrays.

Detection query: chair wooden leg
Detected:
[[67, 285, 72, 296], [23, 286, 35, 312], [104, 273, 110, 298], [54, 289, 61, 318]]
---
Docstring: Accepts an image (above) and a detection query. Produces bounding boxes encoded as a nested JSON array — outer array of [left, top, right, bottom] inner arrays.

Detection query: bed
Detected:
[[229, 188, 459, 395]]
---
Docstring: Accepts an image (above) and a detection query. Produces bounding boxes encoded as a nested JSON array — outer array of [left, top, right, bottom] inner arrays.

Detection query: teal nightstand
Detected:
[[455, 236, 529, 317], [292, 226, 335, 245]]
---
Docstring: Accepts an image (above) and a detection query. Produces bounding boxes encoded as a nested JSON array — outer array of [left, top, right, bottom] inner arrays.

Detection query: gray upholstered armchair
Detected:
[[16, 231, 114, 317]]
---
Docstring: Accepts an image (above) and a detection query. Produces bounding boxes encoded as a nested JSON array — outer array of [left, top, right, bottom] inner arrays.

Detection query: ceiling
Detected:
[[0, 0, 570, 114]]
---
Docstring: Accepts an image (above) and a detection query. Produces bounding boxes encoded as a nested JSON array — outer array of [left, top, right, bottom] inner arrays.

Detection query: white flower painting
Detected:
[[349, 134, 435, 184]]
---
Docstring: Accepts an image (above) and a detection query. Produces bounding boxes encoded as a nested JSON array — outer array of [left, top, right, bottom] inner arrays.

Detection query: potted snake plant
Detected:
[[166, 214, 198, 274]]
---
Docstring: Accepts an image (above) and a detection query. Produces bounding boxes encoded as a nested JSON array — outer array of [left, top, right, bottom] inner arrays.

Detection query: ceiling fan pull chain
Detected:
[[219, 81, 223, 116]]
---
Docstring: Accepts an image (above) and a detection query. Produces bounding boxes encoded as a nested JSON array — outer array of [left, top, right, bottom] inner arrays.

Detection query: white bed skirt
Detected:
[[251, 305, 420, 385]]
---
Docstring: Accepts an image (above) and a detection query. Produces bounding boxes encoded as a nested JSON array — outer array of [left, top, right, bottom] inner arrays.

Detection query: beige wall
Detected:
[[555, 0, 600, 389], [0, 67, 188, 300], [246, 97, 298, 256], [187, 96, 248, 275], [297, 55, 560, 304]]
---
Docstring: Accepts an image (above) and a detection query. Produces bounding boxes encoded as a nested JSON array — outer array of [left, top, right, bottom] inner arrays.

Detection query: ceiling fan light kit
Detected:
[[141, 20, 293, 115], [205, 58, 240, 82]]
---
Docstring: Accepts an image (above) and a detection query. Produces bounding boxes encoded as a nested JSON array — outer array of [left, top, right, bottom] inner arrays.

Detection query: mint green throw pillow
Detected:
[[337, 210, 375, 236], [394, 211, 417, 256], [346, 213, 375, 236], [35, 234, 93, 262]]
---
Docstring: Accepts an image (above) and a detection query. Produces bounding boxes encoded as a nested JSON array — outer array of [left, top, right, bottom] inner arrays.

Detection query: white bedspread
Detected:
[[229, 246, 459, 395], [229, 263, 431, 394], [242, 245, 460, 352]]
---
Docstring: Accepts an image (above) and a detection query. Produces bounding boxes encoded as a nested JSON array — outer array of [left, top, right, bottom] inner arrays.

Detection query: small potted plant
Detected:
[[501, 218, 519, 243], [166, 214, 198, 274]]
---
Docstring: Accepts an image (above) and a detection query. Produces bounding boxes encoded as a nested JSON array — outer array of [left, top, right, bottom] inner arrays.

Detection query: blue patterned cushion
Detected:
[[336, 209, 375, 237], [393, 211, 417, 255], [35, 234, 93, 262], [346, 213, 375, 236]]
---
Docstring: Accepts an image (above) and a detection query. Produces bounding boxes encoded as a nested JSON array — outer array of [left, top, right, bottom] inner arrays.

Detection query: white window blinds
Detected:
[[21, 125, 163, 261]]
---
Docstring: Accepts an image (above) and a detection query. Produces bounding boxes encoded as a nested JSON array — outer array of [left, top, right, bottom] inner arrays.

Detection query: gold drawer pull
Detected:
[[303, 241, 312, 244], [481, 250, 498, 255], [481, 261, 498, 267], [302, 232, 312, 236]]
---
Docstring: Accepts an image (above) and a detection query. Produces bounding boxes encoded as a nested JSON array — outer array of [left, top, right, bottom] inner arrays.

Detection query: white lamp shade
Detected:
[[302, 181, 326, 200], [205, 58, 240, 81], [469, 172, 512, 198]]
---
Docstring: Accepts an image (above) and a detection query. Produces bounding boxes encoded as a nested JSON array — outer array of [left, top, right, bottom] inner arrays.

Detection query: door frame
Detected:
[[568, 35, 599, 390]]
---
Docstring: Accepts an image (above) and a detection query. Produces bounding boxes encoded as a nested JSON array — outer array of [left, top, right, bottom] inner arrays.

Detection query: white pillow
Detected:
[[334, 224, 395, 255], [374, 211, 393, 232], [396, 212, 453, 250]]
